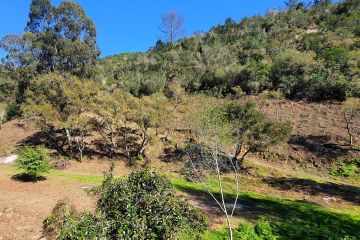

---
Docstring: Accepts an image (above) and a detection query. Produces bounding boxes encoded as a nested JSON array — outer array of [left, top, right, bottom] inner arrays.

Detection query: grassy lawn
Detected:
[[171, 177, 360, 240]]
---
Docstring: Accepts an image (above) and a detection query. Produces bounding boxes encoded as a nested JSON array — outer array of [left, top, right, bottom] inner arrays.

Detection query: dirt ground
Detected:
[[0, 167, 96, 240]]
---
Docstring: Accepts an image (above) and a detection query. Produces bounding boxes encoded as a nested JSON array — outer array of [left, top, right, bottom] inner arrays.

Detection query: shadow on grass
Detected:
[[264, 177, 360, 205], [11, 174, 47, 183], [173, 182, 360, 240]]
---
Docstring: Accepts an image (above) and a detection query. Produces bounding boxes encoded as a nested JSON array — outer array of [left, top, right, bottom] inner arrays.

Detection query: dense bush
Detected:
[[15, 146, 52, 177], [45, 170, 207, 239]]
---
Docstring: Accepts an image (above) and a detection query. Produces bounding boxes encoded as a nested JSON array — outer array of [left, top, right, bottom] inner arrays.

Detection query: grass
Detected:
[[3, 165, 104, 185], [0, 146, 15, 156], [170, 177, 360, 240], [2, 164, 360, 239]]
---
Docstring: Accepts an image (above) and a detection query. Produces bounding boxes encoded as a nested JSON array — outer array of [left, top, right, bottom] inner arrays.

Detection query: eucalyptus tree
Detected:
[[1, 0, 100, 101]]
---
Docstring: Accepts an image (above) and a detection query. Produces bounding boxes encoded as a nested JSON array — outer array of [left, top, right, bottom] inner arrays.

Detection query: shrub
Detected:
[[15, 146, 52, 177], [330, 158, 360, 178], [45, 170, 207, 240], [234, 219, 278, 240], [93, 170, 207, 239], [44, 200, 109, 240], [5, 103, 21, 120]]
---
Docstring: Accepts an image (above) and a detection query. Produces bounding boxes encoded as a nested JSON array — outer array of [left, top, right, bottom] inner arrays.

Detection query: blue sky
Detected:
[[0, 0, 309, 58]]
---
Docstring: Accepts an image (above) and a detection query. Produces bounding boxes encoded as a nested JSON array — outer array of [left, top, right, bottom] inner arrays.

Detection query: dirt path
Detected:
[[0, 167, 96, 240]]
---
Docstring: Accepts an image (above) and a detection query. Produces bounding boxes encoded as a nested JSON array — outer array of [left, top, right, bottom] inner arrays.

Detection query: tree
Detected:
[[185, 99, 291, 240], [342, 98, 360, 146], [159, 10, 184, 45], [91, 89, 135, 158], [1, 0, 100, 102], [285, 0, 299, 11], [22, 72, 99, 156], [64, 115, 95, 161], [15, 146, 52, 178], [314, 0, 331, 7], [0, 104, 6, 130], [209, 101, 292, 166], [185, 99, 240, 240]]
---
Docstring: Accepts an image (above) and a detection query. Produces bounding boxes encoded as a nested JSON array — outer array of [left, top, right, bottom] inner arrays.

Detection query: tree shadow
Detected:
[[18, 131, 70, 157], [11, 173, 47, 183], [264, 177, 360, 205], [173, 182, 360, 239], [288, 134, 349, 161], [159, 147, 185, 163]]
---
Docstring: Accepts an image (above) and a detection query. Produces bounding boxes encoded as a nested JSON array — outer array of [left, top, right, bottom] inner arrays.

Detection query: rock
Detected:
[[0, 155, 17, 164], [3, 208, 14, 214]]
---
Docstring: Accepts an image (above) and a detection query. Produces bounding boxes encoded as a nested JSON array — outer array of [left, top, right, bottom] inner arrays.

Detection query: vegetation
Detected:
[[44, 170, 207, 239], [96, 0, 360, 101], [15, 146, 52, 177], [0, 0, 359, 239]]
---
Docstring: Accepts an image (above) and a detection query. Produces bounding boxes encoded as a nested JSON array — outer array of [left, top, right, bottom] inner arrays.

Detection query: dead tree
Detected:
[[159, 10, 184, 45]]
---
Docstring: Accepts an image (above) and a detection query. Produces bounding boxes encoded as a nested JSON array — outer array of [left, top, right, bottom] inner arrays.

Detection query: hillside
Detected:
[[0, 0, 359, 239], [96, 0, 360, 101]]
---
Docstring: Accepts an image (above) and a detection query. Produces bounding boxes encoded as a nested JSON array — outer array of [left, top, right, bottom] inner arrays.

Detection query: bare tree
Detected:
[[185, 142, 240, 240], [159, 10, 184, 45], [185, 98, 240, 240], [0, 104, 5, 130], [342, 98, 360, 146]]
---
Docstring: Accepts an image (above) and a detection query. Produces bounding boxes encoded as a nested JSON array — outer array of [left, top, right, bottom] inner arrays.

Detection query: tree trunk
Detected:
[[65, 128, 73, 148]]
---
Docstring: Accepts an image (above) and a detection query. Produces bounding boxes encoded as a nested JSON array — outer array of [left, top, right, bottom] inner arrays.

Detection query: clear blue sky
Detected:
[[0, 0, 310, 58]]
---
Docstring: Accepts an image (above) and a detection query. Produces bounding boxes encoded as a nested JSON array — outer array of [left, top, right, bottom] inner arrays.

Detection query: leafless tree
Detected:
[[342, 98, 360, 146], [184, 99, 240, 240], [159, 10, 184, 45]]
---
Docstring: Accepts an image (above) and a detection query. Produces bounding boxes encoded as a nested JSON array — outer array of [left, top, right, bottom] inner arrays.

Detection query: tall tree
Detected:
[[159, 10, 184, 45], [1, 0, 100, 102]]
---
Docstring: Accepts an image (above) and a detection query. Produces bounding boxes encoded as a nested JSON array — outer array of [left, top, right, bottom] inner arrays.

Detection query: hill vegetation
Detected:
[[0, 0, 359, 239], [96, 0, 360, 101]]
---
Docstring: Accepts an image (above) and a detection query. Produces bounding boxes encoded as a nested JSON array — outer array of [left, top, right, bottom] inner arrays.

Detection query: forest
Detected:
[[0, 0, 359, 239]]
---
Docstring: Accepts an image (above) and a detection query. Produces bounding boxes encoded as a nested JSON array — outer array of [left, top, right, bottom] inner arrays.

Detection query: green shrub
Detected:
[[5, 103, 21, 120], [330, 158, 360, 178], [15, 146, 52, 177], [235, 221, 260, 240], [45, 170, 207, 240], [254, 218, 277, 240]]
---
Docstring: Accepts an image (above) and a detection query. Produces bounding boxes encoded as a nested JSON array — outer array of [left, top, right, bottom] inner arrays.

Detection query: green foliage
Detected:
[[93, 170, 207, 239], [46, 170, 207, 240], [172, 177, 360, 240], [193, 100, 292, 165], [201, 219, 278, 240], [15, 146, 52, 177], [5, 103, 21, 120], [96, 0, 360, 102], [330, 158, 360, 179]]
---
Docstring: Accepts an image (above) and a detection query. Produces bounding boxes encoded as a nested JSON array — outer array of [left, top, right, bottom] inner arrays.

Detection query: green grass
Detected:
[[170, 177, 360, 240], [3, 165, 104, 185]]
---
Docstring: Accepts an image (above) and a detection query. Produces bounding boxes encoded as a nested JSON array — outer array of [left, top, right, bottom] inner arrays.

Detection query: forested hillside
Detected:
[[97, 0, 359, 101]]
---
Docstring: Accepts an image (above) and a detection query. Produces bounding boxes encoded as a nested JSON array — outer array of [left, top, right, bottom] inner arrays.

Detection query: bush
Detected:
[[45, 170, 207, 239], [15, 146, 52, 177], [5, 103, 21, 120], [44, 200, 109, 240], [330, 158, 360, 178], [235, 219, 278, 240]]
